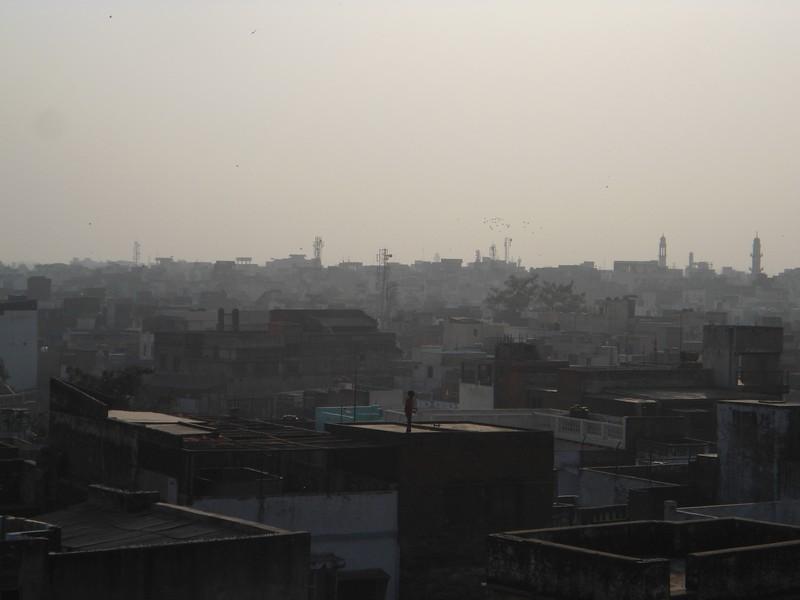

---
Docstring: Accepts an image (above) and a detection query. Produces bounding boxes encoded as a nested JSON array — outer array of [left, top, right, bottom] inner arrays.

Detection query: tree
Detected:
[[66, 366, 151, 404], [537, 280, 586, 313], [485, 274, 539, 323]]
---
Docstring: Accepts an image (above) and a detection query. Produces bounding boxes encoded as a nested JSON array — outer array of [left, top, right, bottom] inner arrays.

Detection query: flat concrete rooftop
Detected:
[[105, 411, 383, 450], [36, 486, 289, 551], [489, 518, 800, 600], [720, 399, 800, 408], [596, 388, 777, 402], [342, 422, 524, 434], [108, 410, 205, 425]]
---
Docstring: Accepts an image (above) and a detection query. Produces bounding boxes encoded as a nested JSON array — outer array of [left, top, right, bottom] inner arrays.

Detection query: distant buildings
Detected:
[[149, 309, 400, 416]]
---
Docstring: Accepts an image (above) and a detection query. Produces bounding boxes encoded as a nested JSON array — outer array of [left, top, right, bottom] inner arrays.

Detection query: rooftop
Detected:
[[53, 381, 383, 452], [488, 519, 800, 600], [108, 410, 205, 425], [178, 417, 384, 450], [35, 485, 290, 551], [593, 388, 775, 402], [334, 422, 527, 434], [108, 410, 213, 437], [719, 398, 800, 408]]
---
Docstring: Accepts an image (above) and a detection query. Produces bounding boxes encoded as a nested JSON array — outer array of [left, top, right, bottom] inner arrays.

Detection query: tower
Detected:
[[658, 234, 667, 269], [133, 241, 141, 265], [751, 234, 763, 276], [503, 237, 512, 263], [376, 248, 392, 327], [313, 236, 324, 266]]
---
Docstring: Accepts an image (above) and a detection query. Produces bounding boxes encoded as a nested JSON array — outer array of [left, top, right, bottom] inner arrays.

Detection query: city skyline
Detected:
[[2, 2, 799, 270], [2, 233, 782, 276]]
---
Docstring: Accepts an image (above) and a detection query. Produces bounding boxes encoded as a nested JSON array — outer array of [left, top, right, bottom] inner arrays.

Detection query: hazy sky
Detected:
[[2, 2, 799, 272]]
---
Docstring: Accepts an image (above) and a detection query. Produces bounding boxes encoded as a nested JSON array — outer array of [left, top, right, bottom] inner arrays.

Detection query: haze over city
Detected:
[[3, 1, 800, 271], [8, 2, 800, 600]]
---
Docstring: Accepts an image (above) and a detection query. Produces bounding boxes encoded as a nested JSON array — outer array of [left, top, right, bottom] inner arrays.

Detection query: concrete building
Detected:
[[717, 399, 800, 503], [703, 325, 786, 393], [1, 484, 309, 600], [327, 421, 554, 600], [442, 317, 504, 350], [25, 276, 51, 302], [492, 342, 566, 409], [0, 300, 38, 391], [487, 518, 800, 600], [149, 308, 400, 415], [405, 346, 488, 403]]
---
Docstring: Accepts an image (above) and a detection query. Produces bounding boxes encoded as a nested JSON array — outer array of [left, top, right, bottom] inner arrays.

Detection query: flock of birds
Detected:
[[481, 216, 542, 237]]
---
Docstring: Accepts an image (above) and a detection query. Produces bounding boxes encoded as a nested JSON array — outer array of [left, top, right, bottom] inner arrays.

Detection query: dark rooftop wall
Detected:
[[687, 539, 800, 600], [523, 519, 800, 557], [409, 429, 552, 599], [489, 519, 800, 600], [717, 401, 800, 503], [49, 532, 309, 600], [487, 533, 670, 600], [328, 425, 554, 599]]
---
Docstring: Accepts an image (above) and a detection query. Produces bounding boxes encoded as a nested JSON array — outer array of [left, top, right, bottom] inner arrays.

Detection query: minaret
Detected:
[[658, 234, 667, 269], [751, 233, 763, 276]]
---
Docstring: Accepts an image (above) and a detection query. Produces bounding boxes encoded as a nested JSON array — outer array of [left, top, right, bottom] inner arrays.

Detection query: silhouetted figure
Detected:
[[404, 390, 417, 433]]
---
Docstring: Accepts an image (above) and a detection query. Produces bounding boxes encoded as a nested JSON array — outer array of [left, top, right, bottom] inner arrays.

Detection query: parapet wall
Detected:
[[49, 531, 309, 600], [488, 519, 800, 600], [487, 532, 670, 600], [687, 539, 800, 600]]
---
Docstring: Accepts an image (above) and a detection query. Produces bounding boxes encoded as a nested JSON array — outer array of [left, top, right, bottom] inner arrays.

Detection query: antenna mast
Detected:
[[313, 236, 325, 266], [503, 237, 512, 263], [376, 248, 393, 327]]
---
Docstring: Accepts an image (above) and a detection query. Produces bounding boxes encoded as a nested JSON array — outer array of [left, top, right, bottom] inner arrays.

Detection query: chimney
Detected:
[[217, 308, 225, 331], [232, 308, 240, 332]]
